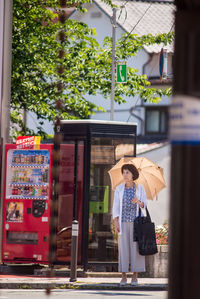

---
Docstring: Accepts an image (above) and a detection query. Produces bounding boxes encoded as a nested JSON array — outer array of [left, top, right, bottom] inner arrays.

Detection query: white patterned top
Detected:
[[121, 185, 137, 222]]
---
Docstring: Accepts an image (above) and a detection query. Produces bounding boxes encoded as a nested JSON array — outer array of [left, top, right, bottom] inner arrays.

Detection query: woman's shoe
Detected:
[[131, 279, 138, 286], [120, 279, 127, 286]]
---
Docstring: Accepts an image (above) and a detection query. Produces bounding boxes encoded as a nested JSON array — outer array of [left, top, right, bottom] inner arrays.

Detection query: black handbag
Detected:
[[133, 207, 158, 256]]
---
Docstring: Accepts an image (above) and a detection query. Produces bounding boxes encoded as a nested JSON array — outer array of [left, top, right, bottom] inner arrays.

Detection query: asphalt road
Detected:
[[0, 289, 167, 299]]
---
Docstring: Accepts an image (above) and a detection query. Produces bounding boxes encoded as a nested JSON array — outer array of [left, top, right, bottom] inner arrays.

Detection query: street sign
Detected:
[[116, 63, 127, 83]]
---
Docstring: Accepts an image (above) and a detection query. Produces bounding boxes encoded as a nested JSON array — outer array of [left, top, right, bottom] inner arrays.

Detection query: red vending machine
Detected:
[[2, 144, 53, 263]]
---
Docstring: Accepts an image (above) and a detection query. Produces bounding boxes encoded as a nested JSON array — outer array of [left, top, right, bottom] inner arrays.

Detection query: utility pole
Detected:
[[0, 0, 12, 144], [110, 7, 116, 121], [0, 0, 13, 262], [168, 1, 200, 298]]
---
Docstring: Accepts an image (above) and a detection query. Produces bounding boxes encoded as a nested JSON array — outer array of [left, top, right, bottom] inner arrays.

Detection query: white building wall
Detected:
[[138, 144, 171, 226], [72, 3, 123, 45], [144, 94, 171, 107]]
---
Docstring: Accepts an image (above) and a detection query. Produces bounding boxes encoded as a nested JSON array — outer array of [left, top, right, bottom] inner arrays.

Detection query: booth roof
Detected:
[[60, 120, 138, 126]]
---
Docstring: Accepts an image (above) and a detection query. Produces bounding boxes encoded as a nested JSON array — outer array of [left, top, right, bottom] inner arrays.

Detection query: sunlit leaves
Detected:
[[12, 0, 174, 139]]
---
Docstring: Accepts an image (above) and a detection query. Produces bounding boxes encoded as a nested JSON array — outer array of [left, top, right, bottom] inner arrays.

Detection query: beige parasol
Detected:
[[108, 157, 166, 200]]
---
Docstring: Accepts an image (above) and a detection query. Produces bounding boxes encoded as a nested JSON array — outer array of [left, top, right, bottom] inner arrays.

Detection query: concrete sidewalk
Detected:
[[0, 275, 168, 290]]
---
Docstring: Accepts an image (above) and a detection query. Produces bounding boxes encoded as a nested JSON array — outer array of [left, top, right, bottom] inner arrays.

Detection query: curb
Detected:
[[0, 282, 168, 291]]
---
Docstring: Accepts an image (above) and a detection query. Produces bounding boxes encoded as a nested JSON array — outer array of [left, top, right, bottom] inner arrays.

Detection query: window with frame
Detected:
[[145, 107, 168, 135]]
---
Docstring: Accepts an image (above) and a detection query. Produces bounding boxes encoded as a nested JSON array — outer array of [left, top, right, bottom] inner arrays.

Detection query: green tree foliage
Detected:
[[11, 0, 174, 139]]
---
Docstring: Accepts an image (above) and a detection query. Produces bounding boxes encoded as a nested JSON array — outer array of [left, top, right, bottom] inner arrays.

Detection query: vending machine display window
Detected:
[[6, 149, 49, 200]]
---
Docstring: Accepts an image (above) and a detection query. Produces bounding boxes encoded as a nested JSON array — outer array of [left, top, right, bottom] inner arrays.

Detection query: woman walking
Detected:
[[112, 163, 147, 286]]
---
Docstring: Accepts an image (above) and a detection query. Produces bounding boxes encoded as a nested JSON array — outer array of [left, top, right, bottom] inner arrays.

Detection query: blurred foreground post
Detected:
[[169, 1, 200, 298]]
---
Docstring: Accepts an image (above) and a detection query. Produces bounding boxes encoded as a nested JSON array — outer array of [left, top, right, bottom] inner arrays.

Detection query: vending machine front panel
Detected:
[[2, 144, 53, 263]]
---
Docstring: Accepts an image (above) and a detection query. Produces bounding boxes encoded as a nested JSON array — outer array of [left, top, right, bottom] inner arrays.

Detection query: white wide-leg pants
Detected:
[[118, 222, 145, 273]]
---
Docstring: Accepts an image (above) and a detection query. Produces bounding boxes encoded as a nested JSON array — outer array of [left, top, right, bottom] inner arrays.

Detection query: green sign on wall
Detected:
[[116, 63, 127, 83]]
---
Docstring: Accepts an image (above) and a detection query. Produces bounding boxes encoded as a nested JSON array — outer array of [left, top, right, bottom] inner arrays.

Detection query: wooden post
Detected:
[[168, 1, 200, 298]]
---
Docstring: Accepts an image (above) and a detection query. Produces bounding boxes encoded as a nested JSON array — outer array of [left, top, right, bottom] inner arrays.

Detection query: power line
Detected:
[[169, 20, 175, 33], [120, 3, 152, 46], [116, 0, 175, 49], [128, 3, 152, 35]]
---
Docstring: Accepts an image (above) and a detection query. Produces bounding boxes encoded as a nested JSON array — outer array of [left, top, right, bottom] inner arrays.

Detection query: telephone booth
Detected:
[[57, 120, 137, 271]]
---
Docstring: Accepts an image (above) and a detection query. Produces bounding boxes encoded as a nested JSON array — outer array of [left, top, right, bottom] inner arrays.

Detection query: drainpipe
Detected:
[[128, 53, 154, 134], [129, 106, 144, 135], [142, 53, 153, 76], [142, 52, 153, 106]]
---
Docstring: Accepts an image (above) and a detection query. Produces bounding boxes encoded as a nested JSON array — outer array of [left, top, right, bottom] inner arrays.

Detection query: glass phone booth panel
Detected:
[[88, 137, 135, 262], [57, 142, 84, 263]]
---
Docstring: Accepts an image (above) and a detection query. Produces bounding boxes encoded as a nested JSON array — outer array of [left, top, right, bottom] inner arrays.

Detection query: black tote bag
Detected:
[[133, 207, 158, 256]]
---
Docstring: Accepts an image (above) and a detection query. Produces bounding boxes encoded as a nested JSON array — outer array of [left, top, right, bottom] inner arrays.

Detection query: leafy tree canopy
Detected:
[[11, 0, 174, 139]]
